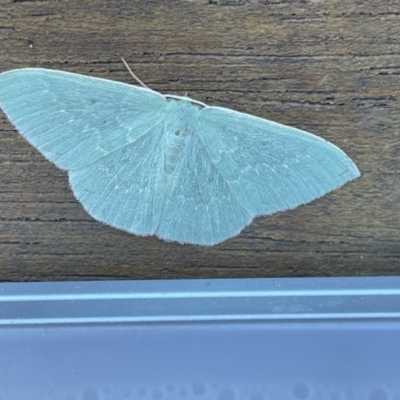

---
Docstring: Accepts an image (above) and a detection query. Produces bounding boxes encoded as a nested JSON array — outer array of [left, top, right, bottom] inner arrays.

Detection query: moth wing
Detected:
[[156, 134, 252, 246], [0, 68, 167, 170], [197, 106, 360, 216], [70, 123, 165, 236]]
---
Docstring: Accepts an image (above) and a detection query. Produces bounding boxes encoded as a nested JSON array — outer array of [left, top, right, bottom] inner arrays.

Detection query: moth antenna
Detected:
[[121, 57, 150, 89]]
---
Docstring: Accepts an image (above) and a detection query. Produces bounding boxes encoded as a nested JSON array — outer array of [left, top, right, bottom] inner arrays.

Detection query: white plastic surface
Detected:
[[0, 277, 399, 400]]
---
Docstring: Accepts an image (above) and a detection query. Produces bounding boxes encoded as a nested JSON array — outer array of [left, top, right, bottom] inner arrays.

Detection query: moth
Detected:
[[0, 64, 359, 245]]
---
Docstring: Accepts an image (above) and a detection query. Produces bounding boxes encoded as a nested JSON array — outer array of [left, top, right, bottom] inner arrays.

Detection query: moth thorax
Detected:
[[163, 103, 198, 175], [164, 100, 198, 139]]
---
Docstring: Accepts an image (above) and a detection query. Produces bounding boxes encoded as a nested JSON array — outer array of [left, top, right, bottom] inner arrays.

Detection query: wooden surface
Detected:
[[0, 0, 399, 281]]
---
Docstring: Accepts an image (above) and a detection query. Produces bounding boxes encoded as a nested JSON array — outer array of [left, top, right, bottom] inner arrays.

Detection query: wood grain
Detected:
[[0, 0, 399, 280]]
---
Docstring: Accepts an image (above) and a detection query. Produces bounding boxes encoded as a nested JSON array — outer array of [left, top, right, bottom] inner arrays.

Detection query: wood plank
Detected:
[[0, 0, 399, 280]]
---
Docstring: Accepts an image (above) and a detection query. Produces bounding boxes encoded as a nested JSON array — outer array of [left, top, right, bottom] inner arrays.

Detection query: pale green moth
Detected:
[[0, 66, 360, 245]]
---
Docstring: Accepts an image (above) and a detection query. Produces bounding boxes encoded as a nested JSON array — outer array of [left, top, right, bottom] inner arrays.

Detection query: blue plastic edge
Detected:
[[0, 276, 400, 325]]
